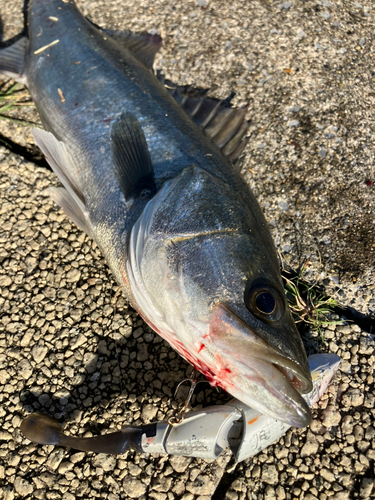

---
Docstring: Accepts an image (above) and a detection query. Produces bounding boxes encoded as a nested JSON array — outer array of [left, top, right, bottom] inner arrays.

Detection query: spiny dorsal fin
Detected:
[[32, 128, 90, 234], [87, 19, 162, 69], [159, 75, 250, 166], [106, 31, 162, 69], [0, 37, 28, 82], [111, 112, 156, 201]]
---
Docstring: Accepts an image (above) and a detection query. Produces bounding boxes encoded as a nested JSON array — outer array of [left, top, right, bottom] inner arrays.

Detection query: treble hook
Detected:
[[168, 369, 212, 425]]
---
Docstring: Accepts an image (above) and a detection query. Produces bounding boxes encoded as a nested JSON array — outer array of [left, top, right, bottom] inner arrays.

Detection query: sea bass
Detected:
[[0, 0, 313, 426]]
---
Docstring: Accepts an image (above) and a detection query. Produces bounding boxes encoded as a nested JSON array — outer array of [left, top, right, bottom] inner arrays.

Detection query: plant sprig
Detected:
[[0, 82, 36, 125], [282, 259, 344, 343]]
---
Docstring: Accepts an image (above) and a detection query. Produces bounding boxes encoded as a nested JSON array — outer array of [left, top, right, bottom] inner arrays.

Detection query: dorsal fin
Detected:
[[111, 112, 156, 201], [159, 75, 250, 166], [87, 19, 162, 69]]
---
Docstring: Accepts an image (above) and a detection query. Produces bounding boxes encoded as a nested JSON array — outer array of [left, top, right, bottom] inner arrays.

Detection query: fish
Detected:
[[0, 0, 313, 427]]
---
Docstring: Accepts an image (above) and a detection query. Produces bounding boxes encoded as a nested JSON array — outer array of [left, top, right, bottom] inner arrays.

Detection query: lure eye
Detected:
[[245, 281, 284, 321]]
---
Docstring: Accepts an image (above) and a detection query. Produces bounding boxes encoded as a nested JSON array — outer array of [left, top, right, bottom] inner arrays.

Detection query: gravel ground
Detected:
[[0, 0, 375, 499]]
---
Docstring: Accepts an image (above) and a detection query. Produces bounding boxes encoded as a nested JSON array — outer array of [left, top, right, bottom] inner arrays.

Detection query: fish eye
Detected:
[[245, 281, 284, 321]]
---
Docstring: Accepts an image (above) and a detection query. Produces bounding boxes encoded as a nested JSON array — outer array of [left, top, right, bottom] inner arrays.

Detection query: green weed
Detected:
[[282, 260, 344, 343], [0, 82, 35, 125]]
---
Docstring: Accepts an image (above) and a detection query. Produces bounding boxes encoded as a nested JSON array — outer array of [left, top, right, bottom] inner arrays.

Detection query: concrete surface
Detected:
[[0, 1, 374, 499]]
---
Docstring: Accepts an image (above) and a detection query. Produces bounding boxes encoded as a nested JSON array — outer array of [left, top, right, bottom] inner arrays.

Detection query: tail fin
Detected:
[[0, 37, 27, 83]]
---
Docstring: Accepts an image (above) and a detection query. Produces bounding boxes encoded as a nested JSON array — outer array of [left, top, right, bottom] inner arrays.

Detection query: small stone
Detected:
[[32, 345, 48, 363], [288, 120, 299, 127], [279, 1, 292, 9], [62, 493, 75, 500], [322, 406, 341, 428], [276, 485, 286, 499], [0, 370, 10, 384], [152, 476, 173, 493], [137, 342, 148, 362], [301, 441, 319, 457], [0, 430, 12, 440], [142, 403, 158, 423], [0, 275, 12, 287], [197, 0, 207, 6], [261, 465, 279, 485], [186, 475, 214, 495], [341, 388, 364, 407], [279, 200, 289, 211], [128, 463, 142, 477], [58, 461, 74, 474], [359, 477, 373, 498], [92, 454, 117, 472], [46, 449, 65, 470], [14, 477, 33, 497], [17, 359, 33, 379], [122, 477, 147, 498], [66, 269, 81, 282], [331, 492, 350, 500], [320, 468, 335, 482], [169, 456, 192, 473], [319, 148, 327, 159]]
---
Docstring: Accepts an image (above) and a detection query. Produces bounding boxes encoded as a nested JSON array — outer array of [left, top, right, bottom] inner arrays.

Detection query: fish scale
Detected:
[[0, 0, 313, 427]]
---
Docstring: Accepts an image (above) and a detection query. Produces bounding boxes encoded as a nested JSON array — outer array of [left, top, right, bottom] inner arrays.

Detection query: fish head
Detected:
[[128, 165, 313, 427]]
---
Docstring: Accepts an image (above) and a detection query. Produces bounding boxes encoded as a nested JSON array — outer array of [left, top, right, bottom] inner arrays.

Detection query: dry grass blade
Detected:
[[0, 81, 36, 126]]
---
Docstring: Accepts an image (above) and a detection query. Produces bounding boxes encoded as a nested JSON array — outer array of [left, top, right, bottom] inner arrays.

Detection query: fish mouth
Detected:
[[208, 303, 313, 427]]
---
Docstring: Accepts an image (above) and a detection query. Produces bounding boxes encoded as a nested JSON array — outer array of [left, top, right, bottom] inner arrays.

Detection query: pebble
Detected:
[[322, 406, 341, 428], [122, 477, 147, 498], [186, 475, 214, 495], [359, 477, 374, 498], [341, 388, 364, 407], [46, 449, 65, 470], [66, 269, 81, 282], [301, 441, 319, 457], [17, 359, 33, 379], [287, 120, 299, 127], [169, 456, 192, 473], [92, 454, 117, 472], [261, 465, 279, 485], [142, 403, 158, 422], [14, 477, 33, 497], [32, 344, 48, 363]]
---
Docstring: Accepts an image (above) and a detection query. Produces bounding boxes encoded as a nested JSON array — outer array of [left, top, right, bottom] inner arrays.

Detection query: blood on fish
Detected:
[[198, 344, 205, 353]]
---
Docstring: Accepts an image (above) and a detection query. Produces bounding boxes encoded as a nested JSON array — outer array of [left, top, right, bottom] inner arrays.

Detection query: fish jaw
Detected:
[[205, 303, 312, 428]]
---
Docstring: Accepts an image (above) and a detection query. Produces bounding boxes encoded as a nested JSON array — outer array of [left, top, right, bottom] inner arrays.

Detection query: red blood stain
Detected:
[[365, 179, 372, 186], [198, 344, 205, 353]]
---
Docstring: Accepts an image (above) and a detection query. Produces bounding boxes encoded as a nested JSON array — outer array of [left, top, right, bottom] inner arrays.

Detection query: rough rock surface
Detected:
[[0, 1, 374, 499]]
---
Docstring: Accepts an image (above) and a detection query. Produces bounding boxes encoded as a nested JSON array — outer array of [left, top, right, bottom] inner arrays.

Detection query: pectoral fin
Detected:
[[33, 128, 91, 235]]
